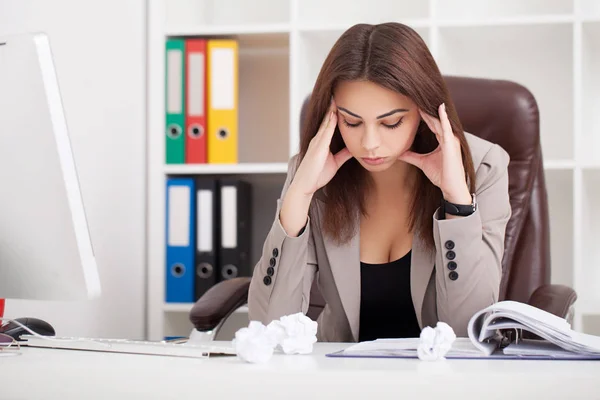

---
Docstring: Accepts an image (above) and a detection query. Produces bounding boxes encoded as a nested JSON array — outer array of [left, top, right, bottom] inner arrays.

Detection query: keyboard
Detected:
[[20, 334, 236, 358]]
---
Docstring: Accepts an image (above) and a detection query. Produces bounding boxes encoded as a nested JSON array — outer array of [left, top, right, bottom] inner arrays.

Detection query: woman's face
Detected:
[[333, 80, 421, 172]]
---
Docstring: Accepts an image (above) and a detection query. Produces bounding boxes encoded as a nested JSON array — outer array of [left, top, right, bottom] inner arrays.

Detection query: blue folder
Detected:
[[165, 177, 196, 303]]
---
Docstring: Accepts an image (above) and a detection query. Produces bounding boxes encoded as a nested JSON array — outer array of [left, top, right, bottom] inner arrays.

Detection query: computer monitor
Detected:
[[0, 32, 101, 301]]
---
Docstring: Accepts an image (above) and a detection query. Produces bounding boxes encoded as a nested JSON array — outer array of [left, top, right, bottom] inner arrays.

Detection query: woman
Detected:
[[247, 22, 511, 342]]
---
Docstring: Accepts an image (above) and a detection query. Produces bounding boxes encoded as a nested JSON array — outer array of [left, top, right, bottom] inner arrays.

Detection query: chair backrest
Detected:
[[299, 75, 551, 320]]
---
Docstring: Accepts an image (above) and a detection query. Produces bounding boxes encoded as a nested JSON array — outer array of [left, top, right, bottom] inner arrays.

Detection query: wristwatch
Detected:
[[442, 193, 477, 217]]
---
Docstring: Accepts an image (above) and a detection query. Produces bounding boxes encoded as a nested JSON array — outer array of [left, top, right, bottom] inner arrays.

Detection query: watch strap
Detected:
[[441, 194, 476, 217]]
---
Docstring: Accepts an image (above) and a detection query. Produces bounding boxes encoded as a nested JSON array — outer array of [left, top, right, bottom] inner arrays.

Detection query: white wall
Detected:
[[0, 0, 147, 339]]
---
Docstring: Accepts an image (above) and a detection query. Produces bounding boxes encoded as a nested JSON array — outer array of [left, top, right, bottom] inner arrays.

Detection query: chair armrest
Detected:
[[189, 277, 251, 332], [527, 284, 578, 323]]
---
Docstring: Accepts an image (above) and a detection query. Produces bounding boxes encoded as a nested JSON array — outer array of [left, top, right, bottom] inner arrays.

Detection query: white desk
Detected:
[[2, 341, 599, 399]]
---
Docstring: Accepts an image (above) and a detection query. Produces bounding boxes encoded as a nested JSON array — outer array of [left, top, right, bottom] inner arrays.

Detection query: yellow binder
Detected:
[[207, 39, 238, 164]]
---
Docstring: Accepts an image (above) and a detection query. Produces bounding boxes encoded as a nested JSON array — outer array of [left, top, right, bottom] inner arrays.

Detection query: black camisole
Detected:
[[358, 250, 422, 342]]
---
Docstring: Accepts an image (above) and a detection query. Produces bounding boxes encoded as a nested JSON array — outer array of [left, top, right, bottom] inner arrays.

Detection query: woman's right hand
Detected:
[[279, 99, 352, 237], [290, 99, 352, 197]]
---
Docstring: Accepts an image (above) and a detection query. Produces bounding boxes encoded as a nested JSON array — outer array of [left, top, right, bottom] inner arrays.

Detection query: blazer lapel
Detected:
[[321, 212, 361, 342], [410, 228, 435, 329]]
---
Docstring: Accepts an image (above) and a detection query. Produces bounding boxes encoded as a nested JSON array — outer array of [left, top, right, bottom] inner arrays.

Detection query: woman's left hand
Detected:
[[398, 103, 472, 205]]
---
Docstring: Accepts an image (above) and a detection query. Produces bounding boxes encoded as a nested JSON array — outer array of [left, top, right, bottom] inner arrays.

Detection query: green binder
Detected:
[[165, 39, 185, 164]]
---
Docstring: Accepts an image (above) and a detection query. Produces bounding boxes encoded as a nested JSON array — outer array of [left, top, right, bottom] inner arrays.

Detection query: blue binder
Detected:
[[165, 177, 196, 303]]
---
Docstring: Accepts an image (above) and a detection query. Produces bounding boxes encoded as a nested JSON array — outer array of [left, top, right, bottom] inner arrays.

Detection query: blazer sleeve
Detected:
[[247, 155, 318, 325], [432, 143, 512, 337]]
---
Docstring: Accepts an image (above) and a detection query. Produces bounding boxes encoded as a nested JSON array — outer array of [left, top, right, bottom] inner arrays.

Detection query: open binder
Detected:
[[327, 301, 600, 360]]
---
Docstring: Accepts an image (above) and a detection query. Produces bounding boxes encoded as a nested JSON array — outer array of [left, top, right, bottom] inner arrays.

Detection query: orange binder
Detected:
[[207, 39, 238, 164], [184, 39, 207, 164]]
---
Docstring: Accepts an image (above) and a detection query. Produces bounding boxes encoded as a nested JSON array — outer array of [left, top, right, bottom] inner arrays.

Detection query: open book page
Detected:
[[480, 301, 571, 331], [567, 331, 600, 353], [502, 339, 576, 356], [467, 306, 500, 355], [340, 337, 482, 358], [472, 301, 600, 356]]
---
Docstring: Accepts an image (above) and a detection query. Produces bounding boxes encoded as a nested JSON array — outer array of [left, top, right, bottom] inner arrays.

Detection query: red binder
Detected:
[[184, 39, 207, 163]]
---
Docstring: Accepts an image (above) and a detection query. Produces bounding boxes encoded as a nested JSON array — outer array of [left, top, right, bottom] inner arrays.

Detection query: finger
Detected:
[[429, 111, 444, 142], [419, 110, 441, 142], [317, 108, 332, 135], [398, 150, 426, 170], [334, 147, 352, 168], [323, 110, 338, 141], [439, 103, 453, 142]]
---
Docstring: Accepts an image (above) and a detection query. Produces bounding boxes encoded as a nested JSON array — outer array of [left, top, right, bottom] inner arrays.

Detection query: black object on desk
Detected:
[[0, 317, 55, 340]]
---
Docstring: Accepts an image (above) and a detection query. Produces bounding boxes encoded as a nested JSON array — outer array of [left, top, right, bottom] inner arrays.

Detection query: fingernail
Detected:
[[442, 103, 446, 111]]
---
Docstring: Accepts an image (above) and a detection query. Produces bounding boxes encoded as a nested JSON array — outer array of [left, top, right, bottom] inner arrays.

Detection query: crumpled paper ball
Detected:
[[233, 312, 318, 363], [276, 313, 318, 355], [417, 322, 456, 361], [232, 320, 278, 364]]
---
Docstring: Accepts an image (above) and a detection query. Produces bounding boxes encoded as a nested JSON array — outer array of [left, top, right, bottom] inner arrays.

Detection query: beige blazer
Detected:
[[247, 132, 511, 342]]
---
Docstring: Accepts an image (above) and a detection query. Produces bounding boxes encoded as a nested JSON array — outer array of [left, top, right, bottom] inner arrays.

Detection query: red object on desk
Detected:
[[0, 298, 5, 319]]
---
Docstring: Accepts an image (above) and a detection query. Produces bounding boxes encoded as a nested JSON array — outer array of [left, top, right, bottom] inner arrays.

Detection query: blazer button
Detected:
[[267, 267, 275, 276], [445, 240, 455, 250], [272, 248, 279, 258], [447, 261, 457, 271], [446, 250, 456, 260], [269, 257, 276, 267], [449, 271, 459, 281], [263, 276, 272, 286]]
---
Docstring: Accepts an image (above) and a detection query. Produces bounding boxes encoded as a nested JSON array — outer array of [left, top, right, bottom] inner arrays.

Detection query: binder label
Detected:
[[167, 48, 183, 114], [188, 52, 205, 117], [197, 189, 213, 252], [168, 185, 190, 246], [210, 48, 235, 110], [221, 186, 238, 249]]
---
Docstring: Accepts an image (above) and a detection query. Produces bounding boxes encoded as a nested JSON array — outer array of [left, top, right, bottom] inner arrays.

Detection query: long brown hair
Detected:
[[298, 22, 476, 251]]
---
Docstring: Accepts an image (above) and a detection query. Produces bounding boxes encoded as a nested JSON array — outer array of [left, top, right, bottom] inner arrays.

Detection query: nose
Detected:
[[361, 126, 381, 153]]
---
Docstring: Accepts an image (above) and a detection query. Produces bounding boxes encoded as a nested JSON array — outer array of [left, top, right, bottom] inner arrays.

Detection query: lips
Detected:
[[362, 157, 387, 165]]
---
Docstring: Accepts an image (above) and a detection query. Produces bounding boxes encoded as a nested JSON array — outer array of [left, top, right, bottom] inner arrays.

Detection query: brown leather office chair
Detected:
[[189, 76, 577, 337]]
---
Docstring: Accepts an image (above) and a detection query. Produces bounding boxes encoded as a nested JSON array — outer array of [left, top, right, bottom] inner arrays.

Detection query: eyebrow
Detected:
[[337, 107, 409, 119]]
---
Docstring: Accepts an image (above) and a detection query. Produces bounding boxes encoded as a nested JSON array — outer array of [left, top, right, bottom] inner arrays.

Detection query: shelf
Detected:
[[165, 23, 291, 37], [581, 21, 600, 165], [436, 14, 574, 27], [165, 0, 289, 28], [545, 169, 574, 288], [436, 23, 573, 162], [544, 160, 576, 170], [435, 0, 573, 21], [164, 162, 288, 175], [298, 20, 431, 32], [164, 303, 248, 314], [297, 0, 429, 27], [577, 169, 600, 316]]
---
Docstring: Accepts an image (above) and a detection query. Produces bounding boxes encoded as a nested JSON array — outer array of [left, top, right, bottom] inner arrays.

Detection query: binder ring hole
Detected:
[[171, 263, 185, 278], [189, 124, 204, 138], [217, 128, 229, 139], [167, 124, 182, 139], [222, 264, 238, 280], [197, 263, 213, 279]]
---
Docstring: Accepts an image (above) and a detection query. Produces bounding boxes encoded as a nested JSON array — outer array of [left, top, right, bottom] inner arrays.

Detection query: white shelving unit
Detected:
[[146, 0, 600, 340]]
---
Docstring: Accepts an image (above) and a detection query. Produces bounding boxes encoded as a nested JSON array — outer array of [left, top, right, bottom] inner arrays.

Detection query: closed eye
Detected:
[[383, 117, 404, 129], [342, 119, 361, 128], [341, 117, 404, 129]]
